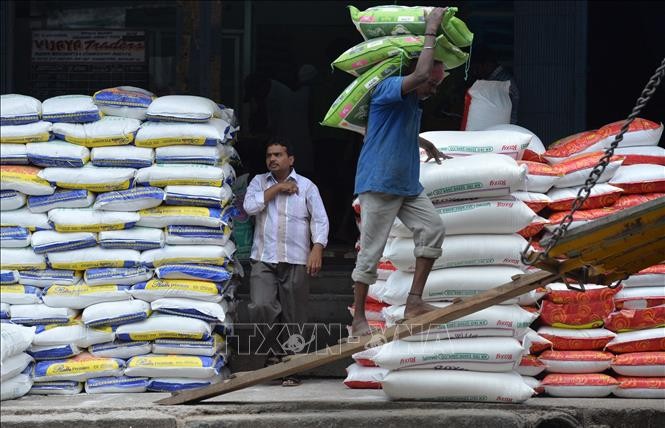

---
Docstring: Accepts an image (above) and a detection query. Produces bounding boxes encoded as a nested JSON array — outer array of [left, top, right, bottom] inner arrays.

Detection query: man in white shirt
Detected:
[[243, 137, 329, 386]]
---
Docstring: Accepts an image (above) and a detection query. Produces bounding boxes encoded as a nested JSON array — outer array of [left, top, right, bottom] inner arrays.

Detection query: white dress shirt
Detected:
[[243, 169, 329, 265]]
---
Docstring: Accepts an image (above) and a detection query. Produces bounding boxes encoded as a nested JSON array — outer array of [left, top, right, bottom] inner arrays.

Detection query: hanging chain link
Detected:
[[522, 56, 665, 266]]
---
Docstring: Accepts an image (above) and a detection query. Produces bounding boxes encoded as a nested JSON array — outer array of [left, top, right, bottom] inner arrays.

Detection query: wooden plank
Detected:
[[545, 197, 665, 257], [156, 270, 559, 405]]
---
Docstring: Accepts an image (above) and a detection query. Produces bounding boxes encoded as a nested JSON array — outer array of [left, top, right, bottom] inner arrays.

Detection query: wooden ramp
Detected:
[[157, 197, 665, 405]]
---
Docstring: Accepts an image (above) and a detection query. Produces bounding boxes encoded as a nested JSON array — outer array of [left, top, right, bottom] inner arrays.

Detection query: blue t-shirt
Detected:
[[354, 76, 423, 196]]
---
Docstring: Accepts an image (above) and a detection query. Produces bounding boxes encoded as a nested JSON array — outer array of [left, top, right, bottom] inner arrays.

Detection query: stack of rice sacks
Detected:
[[0, 89, 240, 396], [512, 118, 664, 398], [345, 124, 560, 402]]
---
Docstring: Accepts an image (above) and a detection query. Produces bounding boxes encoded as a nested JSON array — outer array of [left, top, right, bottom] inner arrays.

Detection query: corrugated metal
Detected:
[[514, 1, 587, 146]]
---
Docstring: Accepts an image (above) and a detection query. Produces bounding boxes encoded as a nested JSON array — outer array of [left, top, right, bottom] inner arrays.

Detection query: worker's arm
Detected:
[[305, 182, 329, 276], [401, 7, 446, 96]]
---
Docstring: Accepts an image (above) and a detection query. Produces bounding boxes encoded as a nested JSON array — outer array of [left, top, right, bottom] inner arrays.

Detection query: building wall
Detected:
[[514, 1, 587, 146]]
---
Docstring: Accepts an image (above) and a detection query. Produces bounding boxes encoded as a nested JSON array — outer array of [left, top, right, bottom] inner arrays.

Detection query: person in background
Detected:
[[350, 7, 449, 337], [468, 43, 520, 124], [243, 137, 329, 386]]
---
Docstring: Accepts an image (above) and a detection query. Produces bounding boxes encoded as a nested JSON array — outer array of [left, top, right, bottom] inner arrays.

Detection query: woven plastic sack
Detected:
[[321, 54, 407, 134], [88, 340, 152, 359], [386, 234, 527, 272], [516, 161, 559, 193], [0, 165, 54, 196], [46, 247, 141, 270], [92, 86, 155, 120], [151, 298, 227, 323], [0, 248, 46, 270], [145, 95, 222, 122], [25, 140, 89, 167], [85, 376, 149, 393], [129, 279, 222, 303], [542, 373, 618, 397], [18, 269, 80, 287], [93, 187, 165, 212], [135, 164, 224, 187], [1, 323, 36, 363], [155, 145, 224, 165], [152, 334, 225, 357], [138, 206, 226, 228], [597, 118, 663, 147], [0, 284, 42, 304], [116, 314, 212, 341], [605, 328, 665, 353], [461, 80, 511, 131], [333, 34, 467, 77], [164, 184, 233, 208], [0, 226, 30, 248], [90, 145, 154, 168], [1, 270, 20, 285], [553, 152, 624, 188], [33, 353, 124, 382], [0, 352, 33, 382], [609, 164, 665, 194], [84, 267, 153, 286], [1, 208, 50, 230], [52, 116, 141, 147], [27, 190, 94, 214], [382, 370, 533, 402], [0, 121, 52, 144], [82, 300, 151, 327], [48, 208, 139, 232], [392, 197, 537, 237], [140, 243, 235, 268], [611, 352, 665, 377], [42, 284, 131, 309], [485, 124, 546, 162], [614, 146, 665, 166], [539, 350, 614, 374], [344, 363, 388, 389], [42, 95, 100, 123], [1, 94, 41, 126], [38, 165, 136, 192], [0, 144, 29, 164], [0, 190, 26, 210], [537, 327, 616, 351], [547, 183, 623, 211], [1, 371, 33, 401], [349, 5, 473, 47], [614, 376, 665, 399], [98, 227, 164, 251], [9, 304, 77, 326], [420, 130, 531, 160], [31, 230, 97, 254], [420, 154, 527, 204], [154, 264, 232, 283]]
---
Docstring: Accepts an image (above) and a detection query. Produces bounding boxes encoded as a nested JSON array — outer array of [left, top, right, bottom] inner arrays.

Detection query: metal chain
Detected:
[[522, 56, 665, 266]]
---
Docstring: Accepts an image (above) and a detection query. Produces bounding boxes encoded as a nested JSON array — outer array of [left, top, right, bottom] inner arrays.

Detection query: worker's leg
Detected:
[[397, 192, 445, 319], [275, 262, 309, 386], [351, 192, 403, 336], [247, 260, 281, 364]]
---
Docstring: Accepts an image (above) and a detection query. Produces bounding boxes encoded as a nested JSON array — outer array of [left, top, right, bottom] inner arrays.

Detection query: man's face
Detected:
[[266, 144, 294, 175]]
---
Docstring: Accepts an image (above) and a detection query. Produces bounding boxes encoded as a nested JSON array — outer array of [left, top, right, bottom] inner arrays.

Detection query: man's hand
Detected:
[[279, 181, 299, 195], [306, 244, 323, 276], [419, 136, 451, 164], [424, 7, 446, 33]]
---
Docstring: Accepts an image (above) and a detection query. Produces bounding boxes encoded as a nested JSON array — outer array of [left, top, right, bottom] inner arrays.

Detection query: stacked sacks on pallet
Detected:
[[537, 284, 620, 397], [0, 90, 240, 396], [322, 5, 473, 134]]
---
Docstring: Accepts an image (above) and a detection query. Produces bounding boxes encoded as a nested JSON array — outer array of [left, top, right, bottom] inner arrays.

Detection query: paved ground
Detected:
[[2, 379, 664, 427]]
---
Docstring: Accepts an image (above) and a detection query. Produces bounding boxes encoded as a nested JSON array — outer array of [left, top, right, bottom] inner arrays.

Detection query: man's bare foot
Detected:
[[351, 318, 373, 337], [404, 295, 439, 319]]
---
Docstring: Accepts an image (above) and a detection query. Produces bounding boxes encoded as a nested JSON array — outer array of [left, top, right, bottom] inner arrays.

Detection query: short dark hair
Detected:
[[265, 136, 294, 157]]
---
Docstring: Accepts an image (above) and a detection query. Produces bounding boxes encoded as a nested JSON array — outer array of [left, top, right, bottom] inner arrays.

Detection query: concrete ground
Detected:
[[2, 379, 664, 428]]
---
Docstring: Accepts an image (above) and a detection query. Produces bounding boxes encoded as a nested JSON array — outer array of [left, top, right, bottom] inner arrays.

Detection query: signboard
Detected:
[[30, 30, 148, 99]]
